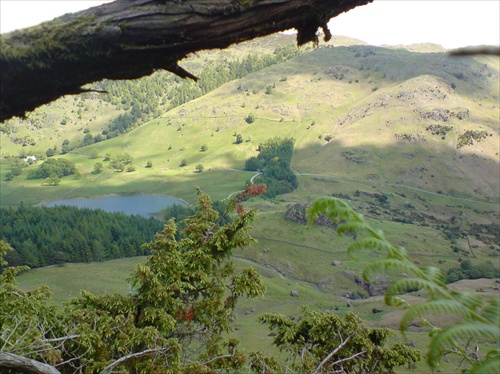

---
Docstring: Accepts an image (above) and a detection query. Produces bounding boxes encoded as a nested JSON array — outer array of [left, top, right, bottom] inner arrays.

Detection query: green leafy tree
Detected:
[[245, 113, 256, 124], [308, 196, 500, 373], [89, 149, 99, 159], [81, 132, 93, 147], [200, 144, 208, 152], [195, 163, 204, 173], [0, 190, 265, 373], [234, 134, 243, 144], [110, 160, 124, 172], [179, 159, 187, 167], [4, 172, 14, 181], [93, 162, 103, 174], [43, 174, 60, 186], [260, 308, 420, 373], [61, 139, 70, 154], [27, 158, 77, 180], [146, 160, 153, 168]]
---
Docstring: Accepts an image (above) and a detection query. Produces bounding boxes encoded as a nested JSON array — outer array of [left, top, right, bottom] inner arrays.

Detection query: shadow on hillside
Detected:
[[293, 138, 499, 205]]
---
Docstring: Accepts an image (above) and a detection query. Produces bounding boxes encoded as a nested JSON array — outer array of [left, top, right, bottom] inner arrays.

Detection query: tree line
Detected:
[[244, 137, 298, 198], [0, 205, 163, 268]]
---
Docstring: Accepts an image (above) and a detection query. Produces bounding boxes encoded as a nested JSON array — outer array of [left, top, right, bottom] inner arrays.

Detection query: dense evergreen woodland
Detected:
[[245, 137, 298, 198], [0, 205, 163, 267]]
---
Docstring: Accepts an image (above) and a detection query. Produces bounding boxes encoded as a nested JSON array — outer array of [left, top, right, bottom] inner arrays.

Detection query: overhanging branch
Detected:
[[0, 0, 372, 122]]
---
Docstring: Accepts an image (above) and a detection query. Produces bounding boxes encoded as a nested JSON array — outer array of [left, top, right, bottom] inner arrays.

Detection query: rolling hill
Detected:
[[3, 35, 499, 367]]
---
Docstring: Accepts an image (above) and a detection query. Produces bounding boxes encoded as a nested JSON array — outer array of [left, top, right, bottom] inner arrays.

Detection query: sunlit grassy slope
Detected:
[[8, 34, 500, 372]]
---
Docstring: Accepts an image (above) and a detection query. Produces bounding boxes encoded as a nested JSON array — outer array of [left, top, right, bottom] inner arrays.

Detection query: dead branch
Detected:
[[0, 0, 372, 122], [0, 352, 61, 374], [100, 347, 172, 374]]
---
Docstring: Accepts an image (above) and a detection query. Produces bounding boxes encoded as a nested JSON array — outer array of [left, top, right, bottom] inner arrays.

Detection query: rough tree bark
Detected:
[[0, 353, 61, 374], [0, 0, 372, 122]]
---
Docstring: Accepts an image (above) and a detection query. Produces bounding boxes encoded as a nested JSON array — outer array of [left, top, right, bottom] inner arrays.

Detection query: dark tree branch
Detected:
[[0, 352, 60, 374], [0, 0, 372, 122], [449, 46, 500, 56]]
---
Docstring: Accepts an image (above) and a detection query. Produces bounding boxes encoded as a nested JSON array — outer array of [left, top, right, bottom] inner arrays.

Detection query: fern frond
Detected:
[[482, 297, 500, 324], [469, 356, 500, 374], [451, 292, 483, 312], [386, 278, 447, 299], [427, 322, 500, 367], [347, 237, 392, 255], [308, 197, 360, 225], [421, 266, 447, 285], [400, 299, 478, 332], [337, 222, 368, 237], [363, 259, 419, 283], [387, 296, 413, 309]]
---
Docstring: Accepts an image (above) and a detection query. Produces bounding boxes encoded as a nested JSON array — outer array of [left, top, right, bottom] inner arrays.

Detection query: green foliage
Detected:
[[89, 149, 99, 159], [244, 156, 263, 171], [308, 196, 500, 372], [45, 147, 55, 157], [61, 139, 71, 154], [234, 134, 243, 144], [109, 153, 133, 171], [43, 174, 60, 186], [200, 144, 208, 152], [446, 260, 500, 283], [81, 132, 94, 147], [259, 308, 420, 373], [196, 163, 204, 172], [457, 130, 489, 148], [245, 113, 256, 124], [146, 160, 153, 168], [0, 190, 265, 372], [179, 159, 187, 167], [163, 200, 232, 234], [245, 138, 298, 198], [93, 162, 103, 174], [0, 205, 163, 267], [27, 158, 77, 180]]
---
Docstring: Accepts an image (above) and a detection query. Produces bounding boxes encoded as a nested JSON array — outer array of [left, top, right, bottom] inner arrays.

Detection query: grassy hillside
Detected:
[[5, 34, 499, 371]]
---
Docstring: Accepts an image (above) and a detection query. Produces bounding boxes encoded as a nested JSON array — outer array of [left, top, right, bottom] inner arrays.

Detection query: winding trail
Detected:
[[221, 170, 261, 201]]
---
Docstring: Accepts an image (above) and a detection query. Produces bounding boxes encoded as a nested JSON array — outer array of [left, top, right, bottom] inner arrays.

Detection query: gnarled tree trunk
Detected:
[[0, 0, 372, 122]]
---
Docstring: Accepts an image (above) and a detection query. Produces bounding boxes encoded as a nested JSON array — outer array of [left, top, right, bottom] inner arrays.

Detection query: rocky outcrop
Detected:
[[342, 271, 389, 297], [285, 203, 337, 227]]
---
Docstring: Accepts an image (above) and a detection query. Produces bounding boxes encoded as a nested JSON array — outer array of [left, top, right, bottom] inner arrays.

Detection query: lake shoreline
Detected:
[[35, 193, 189, 217], [36, 193, 190, 207]]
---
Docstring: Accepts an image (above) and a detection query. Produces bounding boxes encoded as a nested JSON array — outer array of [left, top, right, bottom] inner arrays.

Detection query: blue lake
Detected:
[[46, 195, 187, 217]]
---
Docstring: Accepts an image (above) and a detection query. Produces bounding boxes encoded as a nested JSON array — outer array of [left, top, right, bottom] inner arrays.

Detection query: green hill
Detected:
[[3, 35, 499, 352], [6, 35, 499, 371]]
